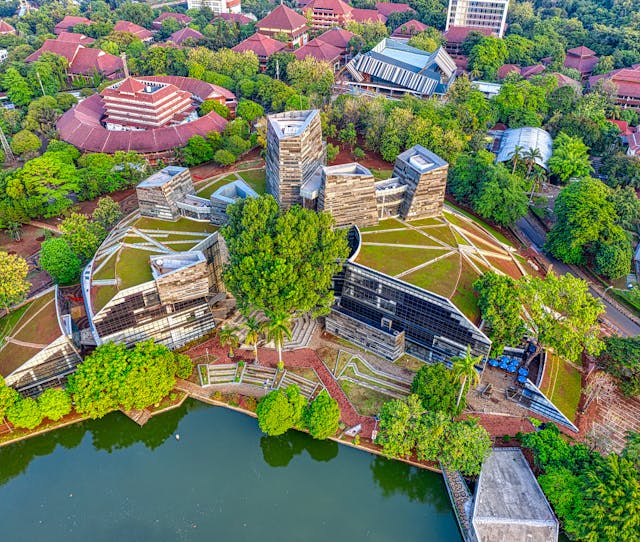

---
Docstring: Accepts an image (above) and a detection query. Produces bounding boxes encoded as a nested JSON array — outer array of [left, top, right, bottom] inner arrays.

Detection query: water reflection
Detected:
[[259, 430, 339, 467], [370, 456, 451, 512]]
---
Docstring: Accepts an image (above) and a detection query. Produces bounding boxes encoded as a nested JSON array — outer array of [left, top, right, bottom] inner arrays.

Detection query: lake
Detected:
[[0, 399, 461, 542]]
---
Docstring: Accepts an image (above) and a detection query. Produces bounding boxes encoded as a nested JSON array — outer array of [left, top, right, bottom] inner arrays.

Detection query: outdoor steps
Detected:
[[339, 376, 406, 399], [121, 408, 152, 426]]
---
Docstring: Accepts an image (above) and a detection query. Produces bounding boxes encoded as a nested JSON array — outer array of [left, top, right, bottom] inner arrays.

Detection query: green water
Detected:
[[0, 399, 460, 542]]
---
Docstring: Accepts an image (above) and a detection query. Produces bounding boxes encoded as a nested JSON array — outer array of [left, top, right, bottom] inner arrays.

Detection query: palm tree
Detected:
[[522, 147, 543, 178], [265, 312, 292, 371], [528, 168, 547, 203], [243, 316, 264, 365], [509, 145, 524, 174], [451, 347, 483, 412], [219, 326, 240, 358]]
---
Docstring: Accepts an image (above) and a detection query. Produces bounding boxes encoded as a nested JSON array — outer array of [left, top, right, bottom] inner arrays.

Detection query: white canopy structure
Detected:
[[495, 127, 553, 171]]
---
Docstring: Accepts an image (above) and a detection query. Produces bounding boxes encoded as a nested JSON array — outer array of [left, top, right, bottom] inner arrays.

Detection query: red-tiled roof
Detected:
[[628, 129, 640, 154], [306, 0, 353, 16], [70, 48, 123, 77], [217, 13, 253, 24], [115, 77, 146, 94], [610, 68, 640, 99], [497, 64, 520, 79], [232, 32, 286, 58], [351, 8, 386, 23], [443, 25, 492, 44], [521, 64, 545, 78], [257, 5, 307, 32], [57, 31, 95, 44], [564, 52, 598, 74], [153, 12, 193, 28], [57, 76, 233, 154], [114, 20, 154, 41], [391, 19, 428, 37], [609, 119, 631, 136], [168, 27, 204, 45], [551, 72, 582, 90], [375, 2, 414, 16], [567, 45, 595, 58], [316, 28, 355, 49], [294, 39, 342, 63], [54, 16, 93, 34], [0, 19, 15, 34], [25, 38, 81, 63]]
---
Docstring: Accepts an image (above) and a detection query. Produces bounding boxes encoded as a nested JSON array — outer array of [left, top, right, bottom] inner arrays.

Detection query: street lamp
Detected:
[[372, 415, 379, 441]]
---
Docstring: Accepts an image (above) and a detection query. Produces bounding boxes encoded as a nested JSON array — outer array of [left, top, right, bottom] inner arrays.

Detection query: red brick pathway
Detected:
[[186, 339, 376, 437]]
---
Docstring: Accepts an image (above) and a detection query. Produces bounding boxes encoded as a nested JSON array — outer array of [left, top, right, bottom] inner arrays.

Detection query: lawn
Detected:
[[92, 255, 117, 281], [117, 248, 154, 290], [238, 169, 266, 194], [614, 288, 640, 316], [419, 224, 457, 246], [135, 216, 217, 234], [163, 241, 202, 252], [359, 218, 405, 232], [370, 168, 393, 180], [394, 354, 424, 372], [407, 217, 443, 227], [356, 245, 437, 276], [539, 354, 582, 422], [8, 293, 59, 345], [339, 379, 393, 417], [362, 229, 443, 247], [93, 285, 118, 313], [443, 204, 514, 247], [450, 262, 481, 322], [0, 304, 29, 343], [402, 254, 460, 297], [195, 175, 237, 199]]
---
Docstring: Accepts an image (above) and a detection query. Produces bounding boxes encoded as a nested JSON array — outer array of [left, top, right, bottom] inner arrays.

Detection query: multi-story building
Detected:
[[101, 77, 195, 130], [187, 0, 241, 15], [563, 46, 598, 81], [266, 109, 325, 209], [232, 33, 286, 72], [136, 166, 196, 220], [256, 4, 308, 48], [304, 0, 353, 29], [445, 0, 509, 38]]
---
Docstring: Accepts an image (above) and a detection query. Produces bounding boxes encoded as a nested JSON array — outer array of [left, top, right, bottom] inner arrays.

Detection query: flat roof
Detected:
[[323, 162, 373, 176], [138, 166, 188, 188], [211, 179, 258, 204], [267, 109, 320, 139], [397, 144, 448, 171], [472, 448, 558, 541]]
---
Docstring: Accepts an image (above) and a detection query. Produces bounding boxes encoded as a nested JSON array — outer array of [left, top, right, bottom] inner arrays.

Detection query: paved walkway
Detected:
[[185, 339, 376, 438]]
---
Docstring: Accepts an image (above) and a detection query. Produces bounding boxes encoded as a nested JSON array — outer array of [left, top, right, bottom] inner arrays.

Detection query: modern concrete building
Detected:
[[187, 0, 241, 15], [471, 448, 559, 541], [210, 180, 259, 225], [446, 0, 509, 38], [392, 145, 448, 220], [136, 166, 196, 221], [266, 109, 325, 209]]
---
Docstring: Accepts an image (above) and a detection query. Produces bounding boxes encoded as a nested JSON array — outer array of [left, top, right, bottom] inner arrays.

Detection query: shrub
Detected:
[[37, 388, 71, 421], [7, 397, 43, 429], [174, 353, 193, 379], [304, 389, 340, 440], [213, 149, 236, 166]]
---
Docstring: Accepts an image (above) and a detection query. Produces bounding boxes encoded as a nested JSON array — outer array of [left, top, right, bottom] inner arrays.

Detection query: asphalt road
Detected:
[[516, 216, 640, 337]]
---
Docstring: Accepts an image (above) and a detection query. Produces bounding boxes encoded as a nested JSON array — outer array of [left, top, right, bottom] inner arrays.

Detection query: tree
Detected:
[[326, 143, 339, 163], [37, 388, 71, 421], [520, 271, 605, 362], [6, 397, 42, 429], [3, 67, 32, 107], [39, 238, 82, 285], [0, 251, 30, 313], [451, 347, 482, 412], [10, 129, 41, 157], [304, 390, 340, 440], [256, 385, 307, 436], [0, 376, 19, 427], [338, 122, 357, 150], [508, 144, 524, 175], [345, 20, 389, 52], [184, 135, 214, 167], [286, 57, 334, 105], [439, 418, 491, 475], [236, 99, 264, 124], [222, 195, 349, 317], [408, 29, 443, 52], [219, 325, 240, 357], [522, 147, 543, 178], [473, 165, 528, 226], [23, 95, 62, 138], [59, 213, 106, 261], [174, 354, 193, 379], [598, 336, 640, 397], [213, 149, 236, 166], [623, 431, 640, 470], [473, 272, 526, 349], [67, 340, 183, 419], [376, 394, 424, 458], [548, 132, 593, 183], [410, 363, 460, 415], [92, 197, 122, 231], [200, 99, 230, 119], [265, 311, 292, 370], [468, 37, 508, 80], [243, 316, 264, 364]]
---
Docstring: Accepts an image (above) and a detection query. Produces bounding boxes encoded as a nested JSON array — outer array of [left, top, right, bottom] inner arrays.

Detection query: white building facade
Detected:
[[446, 0, 509, 38]]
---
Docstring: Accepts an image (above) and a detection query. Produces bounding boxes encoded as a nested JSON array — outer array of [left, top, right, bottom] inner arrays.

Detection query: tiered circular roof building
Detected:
[[57, 75, 237, 163]]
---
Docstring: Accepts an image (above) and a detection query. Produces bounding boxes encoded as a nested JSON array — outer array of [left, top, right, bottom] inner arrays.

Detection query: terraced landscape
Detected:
[[195, 168, 266, 199], [356, 207, 527, 322]]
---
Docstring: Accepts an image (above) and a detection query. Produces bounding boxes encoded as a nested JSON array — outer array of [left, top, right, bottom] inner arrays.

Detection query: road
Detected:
[[516, 215, 640, 337]]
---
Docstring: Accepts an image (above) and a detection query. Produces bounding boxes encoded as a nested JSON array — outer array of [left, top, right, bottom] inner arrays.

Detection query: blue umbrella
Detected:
[[499, 361, 508, 370], [517, 375, 527, 384], [501, 355, 510, 364], [518, 367, 529, 376], [507, 365, 517, 373]]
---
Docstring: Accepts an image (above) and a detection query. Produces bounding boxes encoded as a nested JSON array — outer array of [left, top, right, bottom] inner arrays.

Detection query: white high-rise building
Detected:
[[187, 0, 241, 15], [446, 0, 509, 38]]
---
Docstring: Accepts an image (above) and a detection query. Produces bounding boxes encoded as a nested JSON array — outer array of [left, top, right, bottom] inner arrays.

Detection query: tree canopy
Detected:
[[0, 251, 30, 312], [256, 385, 307, 436], [304, 390, 340, 440]]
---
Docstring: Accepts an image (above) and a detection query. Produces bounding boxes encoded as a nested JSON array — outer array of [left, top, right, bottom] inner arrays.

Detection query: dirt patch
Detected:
[[327, 138, 394, 171]]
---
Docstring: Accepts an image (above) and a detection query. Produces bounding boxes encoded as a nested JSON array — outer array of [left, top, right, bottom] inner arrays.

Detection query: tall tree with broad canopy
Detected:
[[304, 390, 340, 440], [221, 195, 349, 318], [548, 132, 593, 183], [0, 251, 30, 313], [410, 363, 460, 415], [256, 385, 307, 436], [39, 237, 83, 285]]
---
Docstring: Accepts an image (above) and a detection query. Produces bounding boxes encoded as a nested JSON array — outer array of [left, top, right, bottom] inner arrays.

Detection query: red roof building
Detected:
[[564, 46, 598, 80], [54, 16, 93, 35], [257, 5, 308, 48], [375, 2, 414, 17], [497, 64, 520, 79], [316, 27, 355, 49], [391, 19, 428, 38], [114, 21, 154, 42], [25, 38, 123, 81], [153, 12, 193, 30], [101, 77, 194, 129], [57, 76, 235, 164], [498, 63, 545, 80], [167, 27, 204, 45], [551, 72, 582, 91], [627, 129, 640, 156], [305, 0, 353, 29], [443, 25, 492, 56], [217, 13, 253, 24], [294, 38, 342, 69], [0, 19, 16, 35], [232, 33, 286, 70], [351, 8, 386, 24], [56, 31, 95, 45], [590, 66, 640, 110]]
